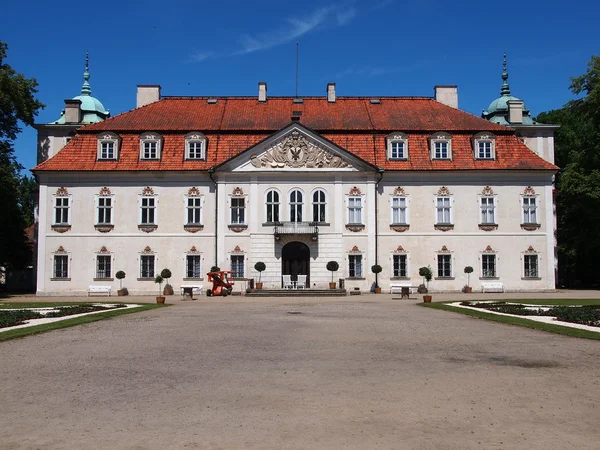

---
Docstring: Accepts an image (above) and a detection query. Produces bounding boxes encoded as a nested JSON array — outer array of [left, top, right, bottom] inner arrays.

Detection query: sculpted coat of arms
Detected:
[[250, 130, 350, 169]]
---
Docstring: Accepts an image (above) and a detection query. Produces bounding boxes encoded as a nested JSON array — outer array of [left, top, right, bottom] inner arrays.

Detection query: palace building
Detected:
[[33, 55, 558, 295]]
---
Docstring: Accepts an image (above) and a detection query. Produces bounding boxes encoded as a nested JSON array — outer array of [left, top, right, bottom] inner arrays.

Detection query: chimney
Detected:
[[507, 99, 523, 124], [327, 82, 336, 103], [434, 85, 458, 109], [63, 99, 82, 123], [258, 82, 267, 102], [136, 85, 161, 108]]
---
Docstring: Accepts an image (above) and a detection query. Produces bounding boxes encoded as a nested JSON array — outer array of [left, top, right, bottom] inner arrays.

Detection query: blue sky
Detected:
[[4, 0, 599, 173]]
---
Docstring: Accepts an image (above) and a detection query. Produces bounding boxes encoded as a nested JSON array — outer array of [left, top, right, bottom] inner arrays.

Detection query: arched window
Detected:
[[265, 189, 280, 223], [312, 189, 326, 223], [289, 190, 303, 222]]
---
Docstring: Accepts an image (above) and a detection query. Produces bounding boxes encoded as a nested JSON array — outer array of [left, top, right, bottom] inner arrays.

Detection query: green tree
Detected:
[[0, 41, 44, 268], [536, 55, 600, 287]]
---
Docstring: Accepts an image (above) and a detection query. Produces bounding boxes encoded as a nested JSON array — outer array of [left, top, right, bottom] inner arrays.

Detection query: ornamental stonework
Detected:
[[52, 225, 71, 233], [481, 186, 494, 196], [56, 246, 67, 253], [250, 130, 350, 169], [390, 225, 410, 232], [521, 223, 541, 231], [95, 224, 114, 233], [232, 187, 244, 196], [434, 224, 454, 232], [478, 224, 498, 231], [98, 246, 110, 253], [392, 187, 406, 196], [438, 245, 450, 252], [483, 245, 495, 253], [99, 187, 112, 196], [525, 246, 536, 253], [349, 186, 362, 195], [188, 187, 200, 196], [189, 246, 199, 253], [142, 187, 155, 196], [184, 225, 203, 233], [349, 245, 361, 253], [232, 245, 244, 253], [395, 245, 406, 253], [437, 186, 451, 196], [346, 224, 365, 232], [56, 187, 69, 196], [523, 186, 536, 196], [142, 246, 153, 253]]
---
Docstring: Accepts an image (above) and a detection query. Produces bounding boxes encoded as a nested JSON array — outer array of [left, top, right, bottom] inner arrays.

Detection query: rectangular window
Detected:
[[349, 254, 363, 278], [437, 254, 452, 277], [140, 255, 155, 278], [141, 197, 155, 225], [390, 141, 405, 159], [187, 141, 204, 159], [96, 255, 111, 279], [434, 141, 449, 159], [53, 255, 69, 278], [231, 198, 245, 224], [54, 197, 70, 224], [482, 254, 496, 278], [524, 255, 538, 278], [436, 197, 451, 224], [348, 197, 362, 224], [97, 197, 112, 224], [393, 254, 407, 278], [480, 197, 495, 224], [231, 255, 244, 278], [478, 141, 493, 159], [391, 197, 407, 224], [187, 197, 202, 225], [100, 141, 115, 159], [186, 255, 201, 278], [523, 197, 537, 224], [142, 141, 158, 159]]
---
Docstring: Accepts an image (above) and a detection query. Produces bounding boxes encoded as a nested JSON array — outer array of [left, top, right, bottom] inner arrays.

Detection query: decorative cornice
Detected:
[[437, 186, 451, 196], [395, 245, 406, 253], [349, 186, 362, 196], [478, 223, 498, 231], [138, 225, 157, 233], [55, 246, 67, 253], [98, 246, 110, 253], [51, 225, 71, 233], [521, 223, 541, 231], [390, 225, 410, 232], [525, 245, 537, 253], [232, 245, 244, 254], [141, 186, 155, 196], [483, 245, 495, 253], [94, 224, 114, 233], [184, 225, 203, 233], [250, 129, 350, 169], [232, 187, 244, 196], [392, 187, 406, 196], [56, 187, 69, 196], [228, 224, 248, 233], [437, 245, 451, 253], [481, 186, 494, 196], [142, 246, 153, 253], [346, 224, 365, 232], [523, 186, 536, 196], [99, 186, 112, 196], [434, 224, 454, 232], [349, 245, 361, 253], [189, 246, 199, 253], [188, 187, 201, 196]]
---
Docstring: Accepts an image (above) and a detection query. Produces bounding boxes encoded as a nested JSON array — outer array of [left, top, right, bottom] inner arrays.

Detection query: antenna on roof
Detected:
[[295, 42, 299, 98]]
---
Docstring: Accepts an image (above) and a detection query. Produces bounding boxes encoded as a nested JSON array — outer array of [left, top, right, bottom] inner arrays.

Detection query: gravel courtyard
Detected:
[[1, 296, 599, 449]]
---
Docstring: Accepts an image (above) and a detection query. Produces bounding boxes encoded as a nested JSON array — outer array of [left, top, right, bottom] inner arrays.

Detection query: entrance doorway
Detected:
[[281, 241, 310, 287]]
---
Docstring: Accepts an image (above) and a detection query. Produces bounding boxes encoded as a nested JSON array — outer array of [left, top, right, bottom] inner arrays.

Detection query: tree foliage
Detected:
[[536, 55, 600, 287], [0, 41, 44, 268]]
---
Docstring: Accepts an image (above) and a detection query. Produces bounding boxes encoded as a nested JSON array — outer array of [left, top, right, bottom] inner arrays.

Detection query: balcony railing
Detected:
[[274, 221, 319, 241]]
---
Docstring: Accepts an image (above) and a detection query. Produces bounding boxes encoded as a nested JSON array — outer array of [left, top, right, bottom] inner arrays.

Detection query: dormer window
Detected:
[[140, 133, 162, 160], [430, 132, 452, 160], [387, 132, 408, 160], [473, 133, 496, 159], [97, 132, 120, 160], [185, 132, 207, 160]]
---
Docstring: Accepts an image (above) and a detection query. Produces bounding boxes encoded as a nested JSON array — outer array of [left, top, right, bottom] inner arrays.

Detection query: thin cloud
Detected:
[[334, 60, 433, 79], [187, 4, 358, 62]]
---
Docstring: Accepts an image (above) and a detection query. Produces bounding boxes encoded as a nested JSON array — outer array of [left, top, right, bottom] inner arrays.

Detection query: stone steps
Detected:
[[245, 289, 348, 297]]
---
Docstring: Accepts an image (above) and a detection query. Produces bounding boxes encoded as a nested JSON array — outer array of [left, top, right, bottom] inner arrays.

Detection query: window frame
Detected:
[[390, 195, 409, 225], [523, 253, 539, 279], [435, 196, 452, 225], [185, 132, 207, 160], [184, 194, 204, 226], [348, 254, 363, 278], [387, 132, 409, 160], [522, 195, 538, 225], [95, 194, 114, 226], [430, 133, 452, 160], [347, 195, 364, 225], [437, 254, 452, 278], [481, 253, 497, 278], [139, 254, 156, 279], [139, 132, 163, 160], [230, 196, 247, 225], [53, 195, 71, 226], [52, 253, 70, 279], [391, 253, 408, 278], [185, 254, 202, 279], [139, 195, 157, 225], [289, 189, 304, 223], [97, 132, 120, 160], [265, 189, 281, 223], [311, 188, 327, 223], [473, 133, 496, 160], [230, 254, 245, 279], [95, 254, 112, 279], [480, 196, 496, 225]]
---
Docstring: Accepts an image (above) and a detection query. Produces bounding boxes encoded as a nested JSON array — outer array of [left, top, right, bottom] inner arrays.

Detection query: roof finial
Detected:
[[500, 52, 511, 96], [81, 51, 91, 96]]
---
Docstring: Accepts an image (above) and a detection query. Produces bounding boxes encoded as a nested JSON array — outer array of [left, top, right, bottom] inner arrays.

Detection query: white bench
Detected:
[[481, 281, 505, 293], [390, 282, 413, 294], [180, 284, 204, 297], [87, 285, 111, 296]]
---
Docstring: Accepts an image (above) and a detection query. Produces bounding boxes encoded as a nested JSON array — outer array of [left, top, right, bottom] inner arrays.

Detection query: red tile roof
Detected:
[[34, 97, 557, 172]]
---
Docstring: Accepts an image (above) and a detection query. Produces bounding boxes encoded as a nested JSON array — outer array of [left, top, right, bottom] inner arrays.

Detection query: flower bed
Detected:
[[0, 304, 127, 329]]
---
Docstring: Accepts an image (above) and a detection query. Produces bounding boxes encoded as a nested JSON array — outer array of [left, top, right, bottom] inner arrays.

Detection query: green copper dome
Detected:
[[51, 52, 110, 124], [482, 54, 535, 125]]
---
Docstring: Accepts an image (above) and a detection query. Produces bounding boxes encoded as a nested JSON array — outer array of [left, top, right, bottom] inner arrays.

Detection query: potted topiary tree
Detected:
[[371, 264, 383, 293], [326, 261, 339, 289], [464, 266, 474, 293], [419, 266, 433, 302], [254, 261, 266, 289], [161, 268, 173, 295], [116, 270, 128, 296], [155, 275, 165, 304]]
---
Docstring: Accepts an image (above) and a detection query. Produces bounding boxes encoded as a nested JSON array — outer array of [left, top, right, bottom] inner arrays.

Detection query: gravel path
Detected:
[[1, 296, 599, 449]]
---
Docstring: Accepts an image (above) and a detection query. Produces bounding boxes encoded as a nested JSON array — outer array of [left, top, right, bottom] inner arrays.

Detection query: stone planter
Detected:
[[256, 282, 263, 289], [423, 295, 432, 303], [329, 282, 337, 289], [156, 296, 166, 304]]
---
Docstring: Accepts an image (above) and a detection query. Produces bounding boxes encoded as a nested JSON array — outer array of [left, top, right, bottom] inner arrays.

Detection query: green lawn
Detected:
[[420, 299, 600, 340], [0, 302, 167, 341]]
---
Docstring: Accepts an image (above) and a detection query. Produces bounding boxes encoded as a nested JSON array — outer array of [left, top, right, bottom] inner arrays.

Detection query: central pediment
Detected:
[[216, 123, 375, 172]]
